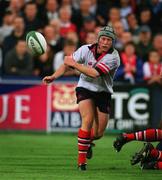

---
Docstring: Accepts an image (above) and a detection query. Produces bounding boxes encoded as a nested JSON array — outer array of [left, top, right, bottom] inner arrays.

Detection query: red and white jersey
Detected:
[[72, 44, 120, 93], [143, 62, 162, 80]]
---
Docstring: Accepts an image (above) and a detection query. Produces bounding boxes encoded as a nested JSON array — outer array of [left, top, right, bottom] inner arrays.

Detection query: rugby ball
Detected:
[[26, 31, 47, 56]]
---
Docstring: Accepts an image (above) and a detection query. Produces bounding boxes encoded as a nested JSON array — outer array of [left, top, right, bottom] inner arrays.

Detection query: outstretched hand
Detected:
[[42, 75, 55, 84]]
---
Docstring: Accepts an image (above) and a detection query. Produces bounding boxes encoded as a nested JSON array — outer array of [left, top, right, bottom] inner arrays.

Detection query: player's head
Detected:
[[97, 26, 116, 52], [97, 26, 116, 42]]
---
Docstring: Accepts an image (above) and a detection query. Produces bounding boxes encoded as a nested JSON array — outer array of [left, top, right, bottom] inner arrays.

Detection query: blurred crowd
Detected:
[[0, 0, 162, 85]]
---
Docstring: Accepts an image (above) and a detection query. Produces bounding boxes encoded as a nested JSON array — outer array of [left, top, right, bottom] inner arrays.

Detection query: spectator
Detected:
[[107, 7, 127, 31], [61, 0, 72, 7], [22, 1, 44, 33], [113, 21, 125, 51], [53, 39, 77, 72], [115, 42, 143, 84], [149, 0, 162, 33], [89, 0, 98, 16], [44, 0, 59, 24], [143, 49, 162, 128], [0, 11, 14, 45], [2, 16, 25, 58], [59, 6, 77, 38], [72, 0, 94, 31], [6, 0, 24, 18], [49, 19, 61, 38], [43, 25, 63, 53], [120, 31, 133, 48], [79, 16, 96, 45], [66, 31, 79, 47], [33, 44, 54, 77], [126, 13, 140, 43], [153, 34, 162, 59], [138, 7, 155, 33], [119, 0, 134, 30], [107, 7, 121, 26], [94, 26, 102, 37], [3, 40, 33, 76], [79, 0, 94, 18], [143, 49, 162, 85], [85, 32, 96, 44], [0, 1, 9, 25], [136, 25, 153, 62], [120, 0, 133, 18]]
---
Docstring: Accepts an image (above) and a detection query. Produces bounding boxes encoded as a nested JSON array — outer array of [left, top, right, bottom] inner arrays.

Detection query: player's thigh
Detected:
[[79, 99, 96, 123]]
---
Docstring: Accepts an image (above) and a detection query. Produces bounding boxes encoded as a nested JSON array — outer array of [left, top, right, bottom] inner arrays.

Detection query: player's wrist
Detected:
[[73, 61, 78, 68], [51, 74, 56, 80]]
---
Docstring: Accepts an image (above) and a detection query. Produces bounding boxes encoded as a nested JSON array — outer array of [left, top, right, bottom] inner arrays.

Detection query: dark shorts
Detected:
[[76, 87, 112, 114]]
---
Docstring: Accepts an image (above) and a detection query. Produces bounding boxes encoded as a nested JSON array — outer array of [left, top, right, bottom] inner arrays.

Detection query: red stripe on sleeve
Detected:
[[96, 64, 107, 73]]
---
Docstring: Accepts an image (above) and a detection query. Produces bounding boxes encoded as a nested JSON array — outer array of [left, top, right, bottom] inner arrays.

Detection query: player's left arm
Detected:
[[64, 56, 100, 78]]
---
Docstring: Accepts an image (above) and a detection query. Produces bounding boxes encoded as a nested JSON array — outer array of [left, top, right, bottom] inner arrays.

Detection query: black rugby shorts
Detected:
[[76, 87, 111, 114]]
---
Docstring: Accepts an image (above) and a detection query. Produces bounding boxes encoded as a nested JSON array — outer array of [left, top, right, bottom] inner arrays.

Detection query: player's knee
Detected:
[[81, 116, 94, 130]]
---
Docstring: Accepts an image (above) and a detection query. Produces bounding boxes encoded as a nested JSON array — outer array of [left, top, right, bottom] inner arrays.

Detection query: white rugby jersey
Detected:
[[72, 44, 120, 93]]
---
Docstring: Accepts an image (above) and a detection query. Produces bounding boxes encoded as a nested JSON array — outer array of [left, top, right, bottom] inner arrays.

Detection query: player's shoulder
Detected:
[[111, 48, 120, 60], [79, 44, 93, 50], [112, 48, 120, 55], [76, 44, 93, 54], [104, 48, 119, 58]]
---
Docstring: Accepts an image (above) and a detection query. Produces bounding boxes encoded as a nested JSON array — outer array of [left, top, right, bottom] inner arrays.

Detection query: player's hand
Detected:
[[64, 56, 76, 68], [42, 75, 55, 84]]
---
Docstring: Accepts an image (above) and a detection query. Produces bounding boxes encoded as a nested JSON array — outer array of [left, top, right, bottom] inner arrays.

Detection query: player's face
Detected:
[[98, 36, 113, 53]]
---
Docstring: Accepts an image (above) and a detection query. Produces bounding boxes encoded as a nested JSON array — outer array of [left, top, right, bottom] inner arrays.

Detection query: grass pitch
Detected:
[[0, 133, 162, 180]]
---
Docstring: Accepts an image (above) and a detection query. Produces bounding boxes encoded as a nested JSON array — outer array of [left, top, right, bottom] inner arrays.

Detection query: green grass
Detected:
[[0, 133, 162, 180]]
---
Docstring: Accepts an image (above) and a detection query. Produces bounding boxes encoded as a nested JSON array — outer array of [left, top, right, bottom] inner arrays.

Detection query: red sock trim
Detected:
[[157, 161, 162, 169], [78, 128, 90, 165], [150, 148, 159, 159], [124, 133, 135, 141], [156, 129, 162, 140], [125, 129, 162, 142]]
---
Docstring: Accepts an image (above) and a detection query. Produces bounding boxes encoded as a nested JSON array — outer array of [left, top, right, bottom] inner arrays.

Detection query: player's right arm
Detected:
[[42, 64, 69, 84]]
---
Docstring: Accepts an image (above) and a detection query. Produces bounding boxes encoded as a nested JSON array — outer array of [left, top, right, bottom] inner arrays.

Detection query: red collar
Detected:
[[88, 43, 113, 62]]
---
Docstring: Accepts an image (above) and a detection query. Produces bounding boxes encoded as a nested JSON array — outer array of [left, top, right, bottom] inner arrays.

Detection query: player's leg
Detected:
[[87, 109, 109, 159], [86, 110, 98, 159], [155, 161, 162, 170], [77, 99, 96, 170], [94, 109, 109, 138], [140, 142, 162, 170], [92, 91, 111, 139], [87, 91, 111, 159], [130, 142, 162, 169], [114, 129, 162, 152], [130, 143, 154, 166]]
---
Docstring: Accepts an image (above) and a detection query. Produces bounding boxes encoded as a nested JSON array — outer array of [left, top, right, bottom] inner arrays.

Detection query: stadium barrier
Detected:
[[0, 78, 161, 132]]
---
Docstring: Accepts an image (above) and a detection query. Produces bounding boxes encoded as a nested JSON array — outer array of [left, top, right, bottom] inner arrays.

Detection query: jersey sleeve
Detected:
[[72, 46, 85, 64], [95, 56, 119, 75]]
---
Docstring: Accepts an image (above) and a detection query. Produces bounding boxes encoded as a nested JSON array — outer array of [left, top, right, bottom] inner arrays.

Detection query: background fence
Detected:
[[1, 78, 161, 133]]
